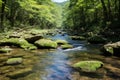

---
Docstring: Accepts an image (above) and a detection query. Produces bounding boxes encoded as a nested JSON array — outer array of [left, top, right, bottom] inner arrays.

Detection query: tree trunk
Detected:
[[119, 0, 120, 18], [107, 0, 112, 21], [100, 0, 108, 23], [0, 0, 6, 30]]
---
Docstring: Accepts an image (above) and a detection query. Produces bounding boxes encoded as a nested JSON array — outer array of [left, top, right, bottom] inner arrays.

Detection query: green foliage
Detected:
[[0, 0, 61, 29], [0, 0, 2, 6], [63, 0, 120, 37]]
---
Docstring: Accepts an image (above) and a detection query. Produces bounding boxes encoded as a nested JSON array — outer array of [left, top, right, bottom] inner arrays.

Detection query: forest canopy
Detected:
[[63, 0, 120, 36], [0, 0, 62, 31]]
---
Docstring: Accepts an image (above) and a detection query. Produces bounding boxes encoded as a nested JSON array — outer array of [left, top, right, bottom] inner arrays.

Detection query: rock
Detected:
[[87, 36, 106, 44], [0, 75, 10, 80], [25, 34, 43, 43], [55, 40, 68, 45], [0, 38, 37, 50], [73, 61, 103, 72], [7, 67, 32, 78], [35, 39, 58, 49], [6, 58, 23, 65], [70, 36, 85, 40], [0, 66, 15, 74], [0, 47, 12, 53], [9, 32, 21, 38], [0, 56, 8, 66], [61, 44, 73, 49], [101, 41, 120, 56]]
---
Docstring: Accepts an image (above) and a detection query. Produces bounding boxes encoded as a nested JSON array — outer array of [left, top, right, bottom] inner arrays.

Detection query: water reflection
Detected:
[[38, 50, 72, 80]]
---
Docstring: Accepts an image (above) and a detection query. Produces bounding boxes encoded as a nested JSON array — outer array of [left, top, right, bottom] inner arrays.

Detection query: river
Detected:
[[0, 34, 120, 80]]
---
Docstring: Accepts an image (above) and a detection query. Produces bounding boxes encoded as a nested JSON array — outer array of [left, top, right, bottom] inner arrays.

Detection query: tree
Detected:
[[0, 0, 6, 30]]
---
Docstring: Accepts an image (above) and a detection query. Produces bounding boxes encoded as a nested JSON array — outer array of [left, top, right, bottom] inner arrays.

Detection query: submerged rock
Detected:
[[55, 39, 73, 49], [61, 44, 73, 49], [0, 47, 12, 53], [0, 38, 37, 50], [73, 61, 103, 72], [55, 40, 68, 45], [35, 39, 57, 49], [101, 41, 120, 56], [6, 58, 23, 65], [7, 67, 32, 78]]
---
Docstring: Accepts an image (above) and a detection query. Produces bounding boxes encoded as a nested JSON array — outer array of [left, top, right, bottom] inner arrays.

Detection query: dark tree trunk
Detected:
[[119, 0, 120, 18], [100, 0, 108, 23], [107, 0, 112, 20], [0, 0, 6, 30]]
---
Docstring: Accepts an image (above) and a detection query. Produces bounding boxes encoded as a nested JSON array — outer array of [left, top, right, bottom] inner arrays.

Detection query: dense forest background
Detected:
[[0, 0, 63, 31], [0, 0, 120, 41], [63, 0, 120, 40]]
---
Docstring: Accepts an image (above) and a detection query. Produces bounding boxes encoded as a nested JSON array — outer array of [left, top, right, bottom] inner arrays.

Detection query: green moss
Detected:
[[73, 61, 103, 72], [6, 58, 23, 65], [0, 38, 37, 50], [105, 46, 114, 54], [35, 39, 57, 48], [55, 40, 68, 45], [61, 44, 73, 49]]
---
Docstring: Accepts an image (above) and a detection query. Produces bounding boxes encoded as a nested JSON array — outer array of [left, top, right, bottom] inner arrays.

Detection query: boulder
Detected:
[[6, 58, 23, 65], [101, 41, 120, 56], [35, 39, 57, 49], [87, 36, 106, 44], [0, 38, 37, 50], [73, 61, 103, 72]]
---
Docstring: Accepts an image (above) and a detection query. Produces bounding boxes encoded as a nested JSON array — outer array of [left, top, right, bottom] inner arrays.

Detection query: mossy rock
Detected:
[[101, 41, 120, 56], [35, 39, 57, 49], [0, 47, 12, 53], [70, 36, 85, 40], [87, 36, 106, 44], [73, 61, 103, 72], [55, 40, 68, 45], [6, 58, 23, 65], [7, 67, 32, 78], [61, 44, 73, 49], [0, 38, 37, 50]]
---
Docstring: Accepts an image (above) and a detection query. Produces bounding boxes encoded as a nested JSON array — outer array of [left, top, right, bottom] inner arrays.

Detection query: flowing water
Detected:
[[0, 34, 120, 80]]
